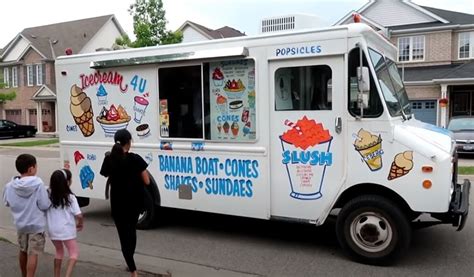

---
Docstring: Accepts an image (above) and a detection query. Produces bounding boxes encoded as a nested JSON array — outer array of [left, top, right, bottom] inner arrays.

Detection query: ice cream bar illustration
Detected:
[[243, 122, 251, 136], [74, 151, 94, 190], [231, 122, 239, 137], [388, 151, 413, 180], [70, 85, 95, 137], [133, 96, 149, 123], [354, 129, 383, 171], [96, 84, 108, 104], [212, 67, 224, 86]]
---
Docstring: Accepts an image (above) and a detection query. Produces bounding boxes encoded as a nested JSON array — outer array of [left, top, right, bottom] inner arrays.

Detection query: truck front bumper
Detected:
[[449, 179, 470, 231]]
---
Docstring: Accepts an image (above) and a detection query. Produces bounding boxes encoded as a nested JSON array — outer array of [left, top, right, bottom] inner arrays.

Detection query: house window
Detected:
[[11, 67, 18, 87], [3, 68, 9, 88], [398, 36, 425, 62], [26, 64, 44, 86], [459, 32, 472, 59], [27, 65, 34, 86], [36, 64, 43, 85]]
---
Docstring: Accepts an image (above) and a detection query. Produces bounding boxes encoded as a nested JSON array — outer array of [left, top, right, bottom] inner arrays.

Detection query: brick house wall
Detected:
[[390, 31, 453, 68]]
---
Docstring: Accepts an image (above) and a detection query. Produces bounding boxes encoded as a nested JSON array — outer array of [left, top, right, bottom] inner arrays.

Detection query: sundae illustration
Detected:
[[70, 85, 95, 137], [224, 79, 245, 99], [96, 104, 131, 137], [280, 116, 333, 200], [212, 67, 225, 86], [231, 122, 239, 137], [216, 94, 228, 115], [74, 151, 94, 190], [388, 151, 413, 180], [133, 96, 149, 123], [96, 84, 108, 105], [353, 129, 383, 171]]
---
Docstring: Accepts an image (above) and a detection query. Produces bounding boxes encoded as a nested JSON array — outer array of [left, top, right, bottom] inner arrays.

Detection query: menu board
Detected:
[[209, 59, 256, 141]]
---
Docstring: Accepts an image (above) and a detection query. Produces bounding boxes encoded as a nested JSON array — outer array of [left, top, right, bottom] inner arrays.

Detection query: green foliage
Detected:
[[0, 90, 16, 104], [126, 0, 183, 47]]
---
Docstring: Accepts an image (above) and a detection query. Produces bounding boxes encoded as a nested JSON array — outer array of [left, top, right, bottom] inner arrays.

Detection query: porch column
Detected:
[[37, 102, 43, 132], [440, 84, 448, 128], [55, 100, 58, 135]]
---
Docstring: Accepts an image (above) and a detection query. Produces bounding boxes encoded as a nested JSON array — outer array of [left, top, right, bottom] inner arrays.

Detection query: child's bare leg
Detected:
[[19, 251, 27, 277], [65, 259, 77, 277], [26, 254, 38, 277], [54, 258, 62, 277]]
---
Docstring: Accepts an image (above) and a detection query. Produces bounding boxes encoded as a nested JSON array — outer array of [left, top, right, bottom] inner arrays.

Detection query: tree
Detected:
[[0, 89, 16, 104], [118, 0, 182, 48]]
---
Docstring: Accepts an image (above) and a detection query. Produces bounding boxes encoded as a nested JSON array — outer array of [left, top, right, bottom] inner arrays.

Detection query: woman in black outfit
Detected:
[[100, 129, 150, 277]]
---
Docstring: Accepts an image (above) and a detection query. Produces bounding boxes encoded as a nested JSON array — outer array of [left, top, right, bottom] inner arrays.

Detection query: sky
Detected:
[[0, 0, 473, 48]]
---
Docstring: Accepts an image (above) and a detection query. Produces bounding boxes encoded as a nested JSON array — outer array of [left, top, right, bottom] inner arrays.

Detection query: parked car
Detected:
[[447, 116, 474, 154], [0, 120, 37, 138]]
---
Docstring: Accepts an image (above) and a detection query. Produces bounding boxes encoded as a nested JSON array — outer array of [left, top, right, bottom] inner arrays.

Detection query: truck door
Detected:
[[269, 56, 345, 222]]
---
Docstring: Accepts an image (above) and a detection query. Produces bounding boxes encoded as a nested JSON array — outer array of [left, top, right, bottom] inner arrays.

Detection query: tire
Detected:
[[26, 130, 34, 137], [136, 187, 156, 230], [336, 195, 411, 265]]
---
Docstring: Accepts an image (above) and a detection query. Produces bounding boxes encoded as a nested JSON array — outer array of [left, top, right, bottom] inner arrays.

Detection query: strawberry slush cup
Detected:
[[133, 96, 149, 123], [281, 117, 333, 200]]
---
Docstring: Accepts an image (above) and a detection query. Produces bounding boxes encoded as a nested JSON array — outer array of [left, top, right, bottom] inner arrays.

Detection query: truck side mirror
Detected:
[[357, 66, 370, 92], [357, 66, 370, 109]]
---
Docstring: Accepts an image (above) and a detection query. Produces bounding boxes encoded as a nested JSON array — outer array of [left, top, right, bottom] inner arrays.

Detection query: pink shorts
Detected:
[[51, 239, 79, 260]]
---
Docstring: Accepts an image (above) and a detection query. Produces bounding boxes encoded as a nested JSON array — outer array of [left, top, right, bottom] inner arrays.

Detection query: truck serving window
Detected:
[[274, 65, 332, 111], [347, 48, 383, 118], [158, 59, 256, 141]]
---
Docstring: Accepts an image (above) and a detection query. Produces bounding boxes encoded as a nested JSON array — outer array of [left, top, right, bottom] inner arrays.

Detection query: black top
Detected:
[[100, 152, 148, 214]]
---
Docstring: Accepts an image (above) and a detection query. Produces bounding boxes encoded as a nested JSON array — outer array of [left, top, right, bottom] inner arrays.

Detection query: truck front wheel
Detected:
[[336, 195, 411, 265]]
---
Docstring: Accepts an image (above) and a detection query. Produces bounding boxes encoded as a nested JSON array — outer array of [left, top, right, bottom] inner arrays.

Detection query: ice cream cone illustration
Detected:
[[354, 129, 383, 171], [231, 122, 239, 137], [388, 151, 414, 180], [70, 85, 95, 137], [223, 121, 230, 134]]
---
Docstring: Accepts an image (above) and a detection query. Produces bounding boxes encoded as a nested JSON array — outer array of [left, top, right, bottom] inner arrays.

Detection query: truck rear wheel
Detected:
[[336, 195, 411, 265], [136, 187, 156, 230]]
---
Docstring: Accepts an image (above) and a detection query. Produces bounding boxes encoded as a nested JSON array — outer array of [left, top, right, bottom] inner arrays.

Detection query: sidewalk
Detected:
[[0, 240, 166, 277]]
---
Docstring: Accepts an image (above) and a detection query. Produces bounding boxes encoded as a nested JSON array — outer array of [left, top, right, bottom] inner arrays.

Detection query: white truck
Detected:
[[55, 23, 470, 264]]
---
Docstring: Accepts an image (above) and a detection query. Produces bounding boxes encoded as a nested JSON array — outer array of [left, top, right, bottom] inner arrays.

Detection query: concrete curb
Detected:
[[0, 227, 258, 277]]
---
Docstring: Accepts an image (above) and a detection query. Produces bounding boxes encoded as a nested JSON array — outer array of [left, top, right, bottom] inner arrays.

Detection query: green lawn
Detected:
[[459, 166, 474, 175], [0, 139, 59, 147]]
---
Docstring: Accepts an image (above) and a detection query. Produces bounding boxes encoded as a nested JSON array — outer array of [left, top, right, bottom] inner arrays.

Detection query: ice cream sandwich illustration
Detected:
[[388, 151, 413, 180], [70, 85, 95, 137]]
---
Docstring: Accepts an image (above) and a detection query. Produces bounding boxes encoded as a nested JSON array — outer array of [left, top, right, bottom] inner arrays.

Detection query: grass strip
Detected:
[[0, 139, 59, 147]]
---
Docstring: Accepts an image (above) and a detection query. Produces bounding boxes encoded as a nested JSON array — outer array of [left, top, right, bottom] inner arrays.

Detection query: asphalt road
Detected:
[[0, 147, 473, 276]]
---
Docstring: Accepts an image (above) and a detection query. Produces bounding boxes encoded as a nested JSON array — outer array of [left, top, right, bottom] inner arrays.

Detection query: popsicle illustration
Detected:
[[74, 151, 94, 190]]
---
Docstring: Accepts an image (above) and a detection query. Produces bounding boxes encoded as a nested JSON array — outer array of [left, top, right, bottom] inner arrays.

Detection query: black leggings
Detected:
[[113, 211, 139, 272]]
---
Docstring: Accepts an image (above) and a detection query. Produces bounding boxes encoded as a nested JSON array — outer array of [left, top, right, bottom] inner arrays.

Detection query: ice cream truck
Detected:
[[55, 23, 470, 264]]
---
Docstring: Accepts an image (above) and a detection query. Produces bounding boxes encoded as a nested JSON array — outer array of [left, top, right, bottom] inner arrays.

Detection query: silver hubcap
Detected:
[[350, 212, 392, 253]]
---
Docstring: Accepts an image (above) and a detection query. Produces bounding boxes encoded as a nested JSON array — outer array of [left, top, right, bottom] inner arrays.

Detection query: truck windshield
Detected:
[[368, 48, 411, 118]]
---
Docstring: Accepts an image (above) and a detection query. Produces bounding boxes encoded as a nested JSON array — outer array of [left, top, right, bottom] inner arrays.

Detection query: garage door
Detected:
[[5, 109, 22, 124], [411, 100, 436, 125]]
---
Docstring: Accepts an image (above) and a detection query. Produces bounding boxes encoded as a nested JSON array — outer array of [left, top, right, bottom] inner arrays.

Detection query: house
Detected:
[[177, 21, 245, 43], [0, 15, 126, 135], [336, 0, 474, 127]]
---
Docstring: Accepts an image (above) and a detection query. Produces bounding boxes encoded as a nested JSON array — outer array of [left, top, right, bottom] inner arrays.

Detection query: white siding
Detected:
[[79, 20, 122, 54], [182, 27, 210, 43], [363, 0, 435, 27], [3, 37, 30, 62]]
